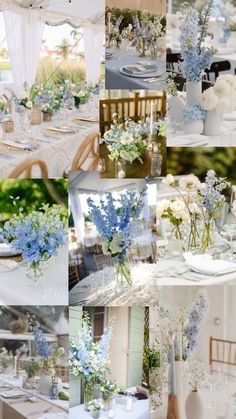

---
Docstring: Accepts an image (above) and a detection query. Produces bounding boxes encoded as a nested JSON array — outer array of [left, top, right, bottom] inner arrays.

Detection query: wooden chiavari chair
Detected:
[[71, 131, 99, 172], [99, 93, 166, 136], [69, 261, 80, 290], [93, 254, 113, 271], [205, 60, 231, 81], [166, 52, 182, 71], [8, 159, 48, 179], [210, 336, 236, 368]]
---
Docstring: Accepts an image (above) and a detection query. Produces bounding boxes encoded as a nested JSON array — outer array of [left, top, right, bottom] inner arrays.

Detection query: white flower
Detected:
[[214, 79, 231, 98], [217, 96, 233, 114], [26, 100, 33, 109], [156, 199, 171, 218], [120, 132, 134, 144], [179, 174, 201, 191], [163, 174, 175, 186], [200, 87, 219, 111], [57, 347, 65, 357], [189, 202, 202, 215], [19, 91, 28, 99], [48, 368, 56, 377], [218, 74, 236, 92], [170, 199, 185, 213]]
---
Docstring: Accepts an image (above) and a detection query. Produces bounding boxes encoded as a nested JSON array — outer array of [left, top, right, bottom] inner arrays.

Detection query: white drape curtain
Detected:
[[70, 191, 85, 244], [83, 22, 104, 84], [3, 8, 44, 92], [141, 194, 150, 222]]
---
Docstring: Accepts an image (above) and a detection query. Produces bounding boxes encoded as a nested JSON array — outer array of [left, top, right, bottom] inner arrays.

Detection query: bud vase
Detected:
[[103, 396, 113, 411], [204, 109, 222, 136], [84, 382, 94, 411], [200, 218, 216, 253], [186, 81, 202, 106], [185, 391, 204, 419]]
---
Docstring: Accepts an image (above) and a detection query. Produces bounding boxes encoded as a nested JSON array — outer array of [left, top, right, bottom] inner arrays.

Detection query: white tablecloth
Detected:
[[0, 246, 68, 305], [70, 399, 149, 419], [105, 52, 166, 90], [69, 259, 236, 306], [0, 108, 98, 178]]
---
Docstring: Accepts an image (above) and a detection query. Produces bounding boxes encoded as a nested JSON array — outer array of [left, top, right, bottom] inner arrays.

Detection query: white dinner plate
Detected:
[[0, 260, 18, 272], [0, 243, 21, 257], [1, 388, 26, 398]]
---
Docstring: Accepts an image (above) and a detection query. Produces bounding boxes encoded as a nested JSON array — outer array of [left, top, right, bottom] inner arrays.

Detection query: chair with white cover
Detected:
[[8, 159, 48, 179]]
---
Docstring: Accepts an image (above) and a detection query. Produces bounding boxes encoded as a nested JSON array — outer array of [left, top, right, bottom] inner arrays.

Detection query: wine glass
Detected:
[[206, 365, 223, 410]]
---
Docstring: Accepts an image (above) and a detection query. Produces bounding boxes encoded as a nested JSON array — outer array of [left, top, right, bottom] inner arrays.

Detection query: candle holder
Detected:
[[115, 160, 126, 179], [125, 394, 134, 412], [150, 145, 163, 178], [139, 37, 148, 58]]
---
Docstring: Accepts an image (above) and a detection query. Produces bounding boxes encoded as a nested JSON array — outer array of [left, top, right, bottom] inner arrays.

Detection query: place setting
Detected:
[[105, 0, 166, 89], [0, 305, 69, 419]]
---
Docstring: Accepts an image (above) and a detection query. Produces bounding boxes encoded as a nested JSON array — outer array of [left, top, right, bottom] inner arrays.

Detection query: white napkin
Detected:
[[2, 140, 33, 149], [183, 252, 236, 276]]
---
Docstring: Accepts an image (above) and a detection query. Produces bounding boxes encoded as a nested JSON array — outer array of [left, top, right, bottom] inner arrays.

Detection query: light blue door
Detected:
[[127, 307, 145, 387]]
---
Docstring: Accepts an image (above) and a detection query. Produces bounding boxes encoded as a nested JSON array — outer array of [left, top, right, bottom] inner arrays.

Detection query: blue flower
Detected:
[[182, 104, 207, 122]]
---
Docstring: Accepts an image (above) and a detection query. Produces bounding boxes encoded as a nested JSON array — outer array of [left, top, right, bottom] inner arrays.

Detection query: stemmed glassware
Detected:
[[206, 365, 223, 410]]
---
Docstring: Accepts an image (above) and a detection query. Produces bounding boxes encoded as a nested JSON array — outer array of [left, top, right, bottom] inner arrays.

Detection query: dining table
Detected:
[[70, 398, 149, 419], [0, 104, 99, 178], [0, 373, 68, 419], [69, 243, 236, 306], [105, 51, 166, 90], [0, 245, 68, 305]]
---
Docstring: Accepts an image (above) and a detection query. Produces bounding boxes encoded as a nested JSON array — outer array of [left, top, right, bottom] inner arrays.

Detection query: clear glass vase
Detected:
[[26, 261, 44, 287], [115, 160, 126, 178], [200, 217, 216, 253], [103, 396, 113, 411], [114, 256, 132, 288], [84, 382, 93, 411]]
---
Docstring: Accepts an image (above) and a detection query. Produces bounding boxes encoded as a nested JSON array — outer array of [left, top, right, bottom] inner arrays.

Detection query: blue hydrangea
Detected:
[[182, 104, 207, 122]]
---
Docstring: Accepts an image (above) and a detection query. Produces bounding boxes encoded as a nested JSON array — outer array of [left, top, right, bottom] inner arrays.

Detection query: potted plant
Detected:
[[88, 400, 102, 418]]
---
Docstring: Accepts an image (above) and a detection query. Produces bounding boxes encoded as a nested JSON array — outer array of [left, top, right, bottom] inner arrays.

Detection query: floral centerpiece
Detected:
[[100, 380, 118, 410], [185, 360, 207, 419], [104, 114, 148, 167], [181, 104, 206, 134], [87, 188, 146, 287], [88, 400, 102, 418], [132, 12, 164, 57], [156, 197, 189, 240], [161, 172, 230, 253], [69, 313, 112, 411], [106, 14, 123, 47], [0, 203, 66, 281], [14, 84, 40, 110], [29, 318, 65, 397], [179, 1, 215, 105]]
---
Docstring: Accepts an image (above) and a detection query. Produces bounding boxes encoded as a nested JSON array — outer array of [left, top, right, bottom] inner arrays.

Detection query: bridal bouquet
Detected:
[[0, 203, 66, 279], [70, 313, 112, 410], [104, 114, 147, 164], [160, 289, 209, 361], [179, 1, 215, 82], [87, 188, 146, 286]]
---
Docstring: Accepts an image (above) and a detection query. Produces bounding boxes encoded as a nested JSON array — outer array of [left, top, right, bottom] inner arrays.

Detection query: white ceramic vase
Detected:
[[185, 391, 204, 419], [204, 109, 222, 136], [183, 119, 204, 135], [39, 375, 63, 396], [186, 81, 202, 106], [168, 95, 185, 125]]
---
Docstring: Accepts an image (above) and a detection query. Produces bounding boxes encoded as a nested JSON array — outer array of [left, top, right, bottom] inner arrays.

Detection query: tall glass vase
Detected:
[[84, 381, 94, 411], [114, 255, 132, 288], [186, 81, 202, 106]]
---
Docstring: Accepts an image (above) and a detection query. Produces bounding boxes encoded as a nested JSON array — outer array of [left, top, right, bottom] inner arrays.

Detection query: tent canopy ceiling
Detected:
[[0, 0, 104, 23], [70, 172, 146, 194]]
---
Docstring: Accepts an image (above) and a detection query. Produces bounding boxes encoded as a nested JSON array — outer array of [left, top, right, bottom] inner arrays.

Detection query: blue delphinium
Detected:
[[183, 289, 209, 359], [0, 204, 66, 276], [87, 188, 146, 285], [69, 313, 112, 384], [31, 321, 51, 358], [200, 169, 230, 217], [182, 104, 207, 122], [179, 4, 215, 82]]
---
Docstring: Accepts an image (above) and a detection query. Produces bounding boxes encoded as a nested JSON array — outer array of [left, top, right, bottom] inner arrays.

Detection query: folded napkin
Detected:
[[45, 127, 77, 134], [2, 139, 36, 150], [0, 243, 12, 253], [123, 64, 156, 74], [75, 116, 98, 122], [184, 252, 236, 276]]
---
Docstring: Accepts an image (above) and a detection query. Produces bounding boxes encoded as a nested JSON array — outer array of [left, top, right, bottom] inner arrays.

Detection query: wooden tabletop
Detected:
[[99, 142, 166, 179]]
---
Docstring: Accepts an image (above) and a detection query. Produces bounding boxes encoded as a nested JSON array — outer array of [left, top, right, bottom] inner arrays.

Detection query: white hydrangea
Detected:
[[200, 87, 220, 111]]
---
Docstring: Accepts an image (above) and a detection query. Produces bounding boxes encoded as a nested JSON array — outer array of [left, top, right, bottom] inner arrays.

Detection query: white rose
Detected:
[[217, 96, 233, 114], [170, 199, 185, 213], [19, 91, 28, 99], [200, 87, 219, 110], [57, 347, 65, 357], [179, 174, 201, 191], [214, 79, 231, 98], [26, 100, 32, 109], [163, 174, 175, 186], [218, 74, 236, 92], [156, 199, 171, 218]]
